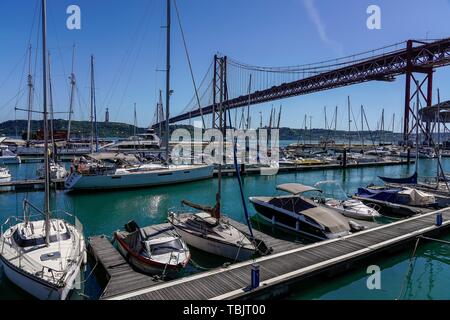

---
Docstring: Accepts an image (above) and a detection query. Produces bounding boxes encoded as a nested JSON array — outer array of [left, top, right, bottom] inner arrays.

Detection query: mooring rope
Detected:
[[396, 237, 421, 300]]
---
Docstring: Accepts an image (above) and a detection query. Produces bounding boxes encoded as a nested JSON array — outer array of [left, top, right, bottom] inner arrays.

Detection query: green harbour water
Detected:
[[1, 148, 450, 300]]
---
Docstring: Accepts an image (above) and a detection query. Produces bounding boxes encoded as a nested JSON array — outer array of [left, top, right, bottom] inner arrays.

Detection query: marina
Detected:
[[0, 0, 450, 304]]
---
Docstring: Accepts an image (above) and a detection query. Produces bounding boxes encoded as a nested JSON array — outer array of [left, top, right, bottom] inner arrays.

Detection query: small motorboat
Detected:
[[37, 161, 68, 180], [0, 141, 21, 165], [114, 220, 190, 277], [0, 167, 12, 192], [314, 180, 381, 221], [354, 186, 437, 216], [323, 198, 381, 221], [250, 183, 353, 240]]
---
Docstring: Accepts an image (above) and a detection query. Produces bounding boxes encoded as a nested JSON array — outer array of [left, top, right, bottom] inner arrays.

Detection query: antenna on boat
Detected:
[[41, 0, 50, 245]]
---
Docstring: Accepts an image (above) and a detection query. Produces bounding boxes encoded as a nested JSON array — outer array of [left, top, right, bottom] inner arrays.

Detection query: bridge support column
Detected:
[[403, 40, 434, 147]]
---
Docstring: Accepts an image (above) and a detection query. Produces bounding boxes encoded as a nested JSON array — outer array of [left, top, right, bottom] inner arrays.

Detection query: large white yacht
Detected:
[[100, 128, 161, 153], [65, 153, 213, 190]]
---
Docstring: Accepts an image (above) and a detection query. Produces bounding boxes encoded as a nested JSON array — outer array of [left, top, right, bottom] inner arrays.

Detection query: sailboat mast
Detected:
[[90, 56, 94, 153], [415, 80, 420, 173], [41, 0, 50, 245], [67, 45, 76, 142], [48, 51, 56, 160], [134, 103, 137, 136], [347, 96, 351, 148], [361, 105, 364, 148], [26, 45, 34, 144], [164, 0, 171, 163]]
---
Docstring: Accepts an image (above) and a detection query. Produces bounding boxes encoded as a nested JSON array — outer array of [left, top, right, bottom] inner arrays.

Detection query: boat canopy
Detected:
[[87, 153, 139, 163], [276, 183, 321, 195], [379, 171, 418, 184]]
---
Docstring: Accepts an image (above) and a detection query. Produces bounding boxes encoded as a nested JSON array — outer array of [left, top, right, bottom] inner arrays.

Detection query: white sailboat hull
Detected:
[[65, 165, 213, 190], [173, 226, 254, 261], [0, 254, 82, 300]]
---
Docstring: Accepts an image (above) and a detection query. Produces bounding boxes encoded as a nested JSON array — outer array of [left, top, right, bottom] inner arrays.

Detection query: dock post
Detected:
[[342, 148, 347, 168], [407, 148, 411, 164], [436, 213, 443, 226], [251, 263, 260, 289], [240, 163, 246, 175]]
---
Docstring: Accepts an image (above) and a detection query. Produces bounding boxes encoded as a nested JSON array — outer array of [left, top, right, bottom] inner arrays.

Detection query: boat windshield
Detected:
[[149, 239, 184, 255], [314, 180, 349, 201]]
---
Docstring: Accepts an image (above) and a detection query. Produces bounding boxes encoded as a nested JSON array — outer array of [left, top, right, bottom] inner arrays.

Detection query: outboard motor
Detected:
[[124, 220, 140, 233]]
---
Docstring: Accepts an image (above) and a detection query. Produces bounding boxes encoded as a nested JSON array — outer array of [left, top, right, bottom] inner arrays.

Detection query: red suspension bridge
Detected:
[[155, 38, 450, 141]]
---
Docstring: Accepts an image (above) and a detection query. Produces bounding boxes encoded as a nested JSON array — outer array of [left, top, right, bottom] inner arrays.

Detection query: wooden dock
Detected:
[[89, 219, 303, 300], [217, 160, 413, 177], [0, 178, 65, 192], [91, 208, 450, 300]]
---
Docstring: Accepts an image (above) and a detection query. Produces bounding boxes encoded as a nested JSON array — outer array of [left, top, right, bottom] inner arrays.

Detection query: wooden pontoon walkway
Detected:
[[0, 178, 65, 192], [89, 219, 300, 300], [97, 208, 450, 300]]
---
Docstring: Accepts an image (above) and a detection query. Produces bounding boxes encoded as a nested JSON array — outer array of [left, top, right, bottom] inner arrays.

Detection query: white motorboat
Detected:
[[0, 167, 12, 192], [250, 183, 353, 240], [37, 161, 68, 180], [100, 128, 161, 152], [314, 180, 381, 221], [323, 198, 381, 221], [0, 141, 21, 165], [114, 221, 190, 277], [0, 1, 86, 300]]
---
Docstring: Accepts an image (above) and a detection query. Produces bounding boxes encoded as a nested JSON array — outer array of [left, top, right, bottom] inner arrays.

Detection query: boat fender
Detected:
[[349, 220, 365, 232]]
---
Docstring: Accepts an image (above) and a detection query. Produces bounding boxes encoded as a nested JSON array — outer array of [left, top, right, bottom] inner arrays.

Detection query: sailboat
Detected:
[[64, 7, 213, 191], [0, 0, 86, 300], [169, 1, 263, 260]]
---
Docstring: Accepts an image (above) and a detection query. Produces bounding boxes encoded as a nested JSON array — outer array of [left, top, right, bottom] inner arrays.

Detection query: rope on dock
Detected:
[[396, 235, 450, 300]]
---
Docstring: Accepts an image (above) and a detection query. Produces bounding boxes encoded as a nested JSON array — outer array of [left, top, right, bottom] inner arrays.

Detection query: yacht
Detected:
[[37, 161, 68, 180], [0, 140, 21, 165], [249, 183, 352, 240], [0, 0, 86, 300], [65, 154, 213, 190], [100, 128, 161, 153]]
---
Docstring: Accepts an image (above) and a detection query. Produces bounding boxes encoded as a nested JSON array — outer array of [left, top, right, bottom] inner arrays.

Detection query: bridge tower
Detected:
[[403, 40, 434, 146], [212, 55, 227, 132]]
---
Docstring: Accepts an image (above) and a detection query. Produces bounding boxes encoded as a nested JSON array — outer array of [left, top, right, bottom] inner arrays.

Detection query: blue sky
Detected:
[[0, 0, 449, 131]]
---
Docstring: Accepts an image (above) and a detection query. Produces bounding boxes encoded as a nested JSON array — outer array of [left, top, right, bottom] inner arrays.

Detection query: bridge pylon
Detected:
[[403, 40, 434, 146]]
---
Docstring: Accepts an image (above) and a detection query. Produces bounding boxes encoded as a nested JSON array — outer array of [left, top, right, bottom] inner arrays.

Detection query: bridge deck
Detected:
[[102, 208, 450, 300]]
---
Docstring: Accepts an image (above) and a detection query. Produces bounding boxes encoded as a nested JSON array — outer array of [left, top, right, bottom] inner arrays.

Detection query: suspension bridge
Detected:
[[154, 38, 450, 141]]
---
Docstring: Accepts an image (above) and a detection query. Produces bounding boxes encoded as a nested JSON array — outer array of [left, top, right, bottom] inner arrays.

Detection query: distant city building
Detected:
[[105, 108, 110, 123]]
